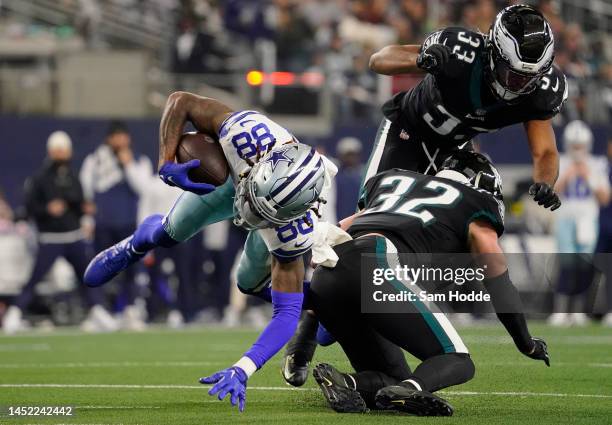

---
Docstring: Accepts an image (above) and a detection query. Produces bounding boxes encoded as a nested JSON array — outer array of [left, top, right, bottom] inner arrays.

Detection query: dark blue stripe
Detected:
[[269, 148, 316, 198], [277, 158, 323, 205], [219, 111, 258, 138]]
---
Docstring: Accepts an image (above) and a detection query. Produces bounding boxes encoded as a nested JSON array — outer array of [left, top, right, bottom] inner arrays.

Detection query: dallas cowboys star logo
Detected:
[[264, 147, 293, 171]]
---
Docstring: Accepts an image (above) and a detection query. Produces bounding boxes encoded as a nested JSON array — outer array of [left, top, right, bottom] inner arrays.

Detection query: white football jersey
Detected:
[[218, 111, 294, 182], [217, 111, 334, 260]]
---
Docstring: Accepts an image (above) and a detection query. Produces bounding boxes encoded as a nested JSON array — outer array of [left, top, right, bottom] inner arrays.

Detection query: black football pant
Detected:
[[361, 118, 473, 190], [309, 235, 474, 405]]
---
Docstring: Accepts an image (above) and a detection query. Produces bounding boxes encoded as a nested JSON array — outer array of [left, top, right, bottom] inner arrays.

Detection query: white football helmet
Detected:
[[233, 142, 326, 230]]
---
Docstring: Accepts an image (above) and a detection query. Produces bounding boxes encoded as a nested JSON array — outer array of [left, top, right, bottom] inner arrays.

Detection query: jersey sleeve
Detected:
[[531, 66, 569, 120], [257, 211, 316, 262], [421, 27, 484, 52], [217, 110, 295, 182], [465, 193, 506, 237], [357, 171, 388, 210]]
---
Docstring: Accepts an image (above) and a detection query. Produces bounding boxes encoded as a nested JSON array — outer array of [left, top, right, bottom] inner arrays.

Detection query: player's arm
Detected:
[[200, 257, 304, 411], [525, 119, 562, 211], [369, 45, 424, 75], [468, 220, 550, 366], [158, 91, 233, 168], [157, 92, 233, 194]]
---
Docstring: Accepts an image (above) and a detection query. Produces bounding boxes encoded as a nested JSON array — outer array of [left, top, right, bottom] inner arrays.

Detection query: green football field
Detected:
[[0, 324, 610, 425]]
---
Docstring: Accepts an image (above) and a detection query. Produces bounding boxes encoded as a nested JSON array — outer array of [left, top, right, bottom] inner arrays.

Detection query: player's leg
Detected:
[[368, 237, 472, 414], [3, 242, 61, 334], [84, 180, 235, 287], [308, 238, 413, 411], [360, 118, 420, 192]]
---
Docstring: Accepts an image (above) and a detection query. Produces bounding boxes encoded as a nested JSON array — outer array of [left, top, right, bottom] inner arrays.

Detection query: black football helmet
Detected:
[[487, 4, 555, 101], [438, 150, 503, 200]]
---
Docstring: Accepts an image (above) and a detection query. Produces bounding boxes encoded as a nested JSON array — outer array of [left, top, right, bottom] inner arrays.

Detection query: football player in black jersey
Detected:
[[308, 151, 549, 416], [367, 4, 565, 211], [282, 2, 563, 388]]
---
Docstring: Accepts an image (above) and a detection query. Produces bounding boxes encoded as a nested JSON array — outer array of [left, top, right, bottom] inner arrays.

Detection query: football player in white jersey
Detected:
[[84, 91, 340, 412]]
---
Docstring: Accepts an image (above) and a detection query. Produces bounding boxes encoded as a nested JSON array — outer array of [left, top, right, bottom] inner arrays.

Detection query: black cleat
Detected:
[[375, 385, 453, 416], [281, 312, 318, 387], [313, 363, 367, 413]]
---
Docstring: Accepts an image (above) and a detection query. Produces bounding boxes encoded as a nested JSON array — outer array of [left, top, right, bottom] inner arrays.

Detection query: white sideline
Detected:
[[0, 384, 610, 399]]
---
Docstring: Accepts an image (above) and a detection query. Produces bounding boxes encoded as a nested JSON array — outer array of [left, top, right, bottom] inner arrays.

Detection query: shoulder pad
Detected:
[[531, 66, 568, 118]]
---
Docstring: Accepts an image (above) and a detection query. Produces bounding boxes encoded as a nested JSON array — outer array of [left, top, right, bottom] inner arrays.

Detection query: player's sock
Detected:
[[132, 214, 179, 252], [408, 353, 475, 393], [348, 371, 400, 408]]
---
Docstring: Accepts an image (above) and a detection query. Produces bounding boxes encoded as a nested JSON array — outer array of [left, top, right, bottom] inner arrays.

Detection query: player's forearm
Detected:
[[159, 92, 191, 168], [238, 259, 304, 374], [532, 150, 559, 186], [526, 120, 559, 186], [369, 45, 424, 75], [483, 271, 533, 353]]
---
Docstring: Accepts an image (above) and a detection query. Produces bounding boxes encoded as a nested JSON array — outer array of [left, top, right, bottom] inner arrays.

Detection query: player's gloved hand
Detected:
[[417, 45, 460, 77], [529, 182, 561, 211], [200, 366, 248, 412], [159, 160, 216, 195], [522, 337, 550, 367]]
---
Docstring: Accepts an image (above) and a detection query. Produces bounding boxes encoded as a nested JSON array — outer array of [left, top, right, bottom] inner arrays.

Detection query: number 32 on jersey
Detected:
[[363, 175, 462, 225]]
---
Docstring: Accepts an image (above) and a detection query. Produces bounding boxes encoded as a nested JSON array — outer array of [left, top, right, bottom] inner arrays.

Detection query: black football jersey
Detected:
[[350, 169, 504, 253], [382, 27, 568, 148]]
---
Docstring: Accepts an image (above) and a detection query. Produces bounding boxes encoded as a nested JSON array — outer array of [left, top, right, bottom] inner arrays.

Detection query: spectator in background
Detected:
[[549, 121, 610, 327], [80, 121, 153, 330], [335, 137, 364, 220], [2, 131, 116, 334], [137, 178, 201, 327], [274, 0, 314, 71], [595, 139, 612, 326]]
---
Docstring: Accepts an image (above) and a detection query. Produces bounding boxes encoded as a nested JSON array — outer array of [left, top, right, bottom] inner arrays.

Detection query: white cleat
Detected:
[[80, 305, 119, 333], [570, 312, 590, 327], [601, 313, 612, 327], [120, 305, 147, 331], [547, 312, 571, 327], [166, 310, 184, 329], [221, 306, 241, 328], [245, 307, 268, 330], [2, 306, 26, 335]]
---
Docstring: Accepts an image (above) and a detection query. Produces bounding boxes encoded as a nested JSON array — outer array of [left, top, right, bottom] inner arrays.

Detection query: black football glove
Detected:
[[522, 337, 550, 367], [529, 182, 561, 211], [417, 45, 460, 77]]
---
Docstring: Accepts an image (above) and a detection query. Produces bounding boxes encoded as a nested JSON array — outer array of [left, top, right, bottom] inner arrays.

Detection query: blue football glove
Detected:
[[199, 366, 248, 412], [159, 160, 216, 195]]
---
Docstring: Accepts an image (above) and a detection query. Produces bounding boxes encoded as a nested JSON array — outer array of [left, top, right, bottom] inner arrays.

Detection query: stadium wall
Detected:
[[0, 115, 609, 207]]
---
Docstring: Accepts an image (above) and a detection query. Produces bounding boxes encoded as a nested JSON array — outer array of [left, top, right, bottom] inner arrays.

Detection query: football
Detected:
[[176, 132, 229, 186]]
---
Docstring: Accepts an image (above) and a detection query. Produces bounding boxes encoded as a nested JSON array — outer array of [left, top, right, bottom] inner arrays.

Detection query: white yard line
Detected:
[[0, 343, 50, 351], [0, 361, 224, 368], [2, 360, 612, 369], [0, 383, 610, 399]]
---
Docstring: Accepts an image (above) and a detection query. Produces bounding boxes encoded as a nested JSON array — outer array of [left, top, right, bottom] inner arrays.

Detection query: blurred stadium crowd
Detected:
[[0, 0, 610, 122], [0, 0, 610, 332]]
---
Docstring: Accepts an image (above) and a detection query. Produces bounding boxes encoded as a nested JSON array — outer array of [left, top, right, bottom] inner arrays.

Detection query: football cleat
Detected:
[[375, 384, 453, 416], [83, 236, 145, 287], [281, 312, 318, 387], [313, 363, 367, 413]]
